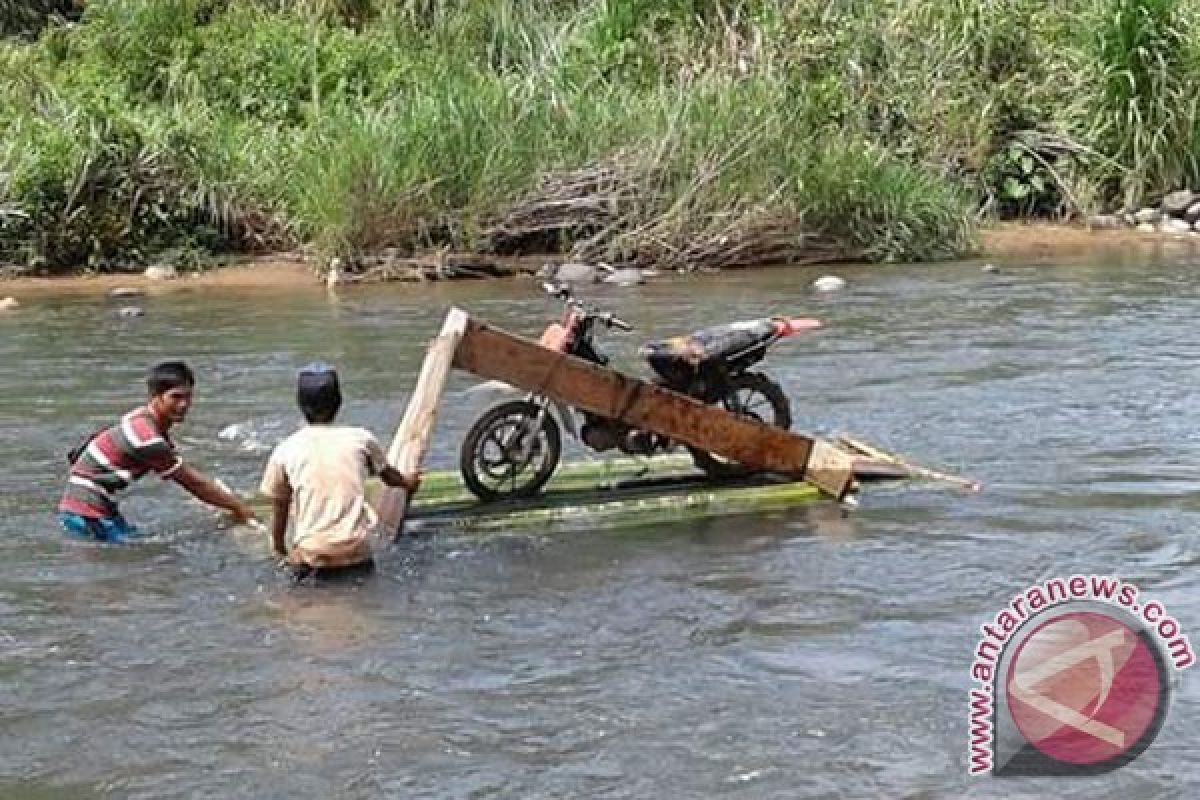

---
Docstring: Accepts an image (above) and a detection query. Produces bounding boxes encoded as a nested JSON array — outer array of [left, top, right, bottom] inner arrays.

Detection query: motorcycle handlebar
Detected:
[[543, 281, 632, 331], [604, 314, 633, 332]]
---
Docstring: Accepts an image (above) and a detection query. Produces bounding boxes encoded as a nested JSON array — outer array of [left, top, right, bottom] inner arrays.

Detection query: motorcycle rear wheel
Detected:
[[688, 372, 792, 479], [460, 400, 562, 502]]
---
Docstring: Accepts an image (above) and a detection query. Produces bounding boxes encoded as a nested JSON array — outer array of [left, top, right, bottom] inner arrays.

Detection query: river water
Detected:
[[3, 253, 1200, 798]]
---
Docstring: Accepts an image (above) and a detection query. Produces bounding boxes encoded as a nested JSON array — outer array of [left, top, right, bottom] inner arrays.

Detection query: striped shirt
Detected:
[[58, 406, 184, 519]]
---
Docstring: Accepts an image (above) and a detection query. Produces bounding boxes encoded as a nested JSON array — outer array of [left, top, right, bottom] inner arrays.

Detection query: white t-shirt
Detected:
[[260, 425, 387, 567]]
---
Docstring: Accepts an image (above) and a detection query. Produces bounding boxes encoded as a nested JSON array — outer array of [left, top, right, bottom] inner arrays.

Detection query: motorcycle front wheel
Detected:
[[688, 372, 792, 479], [460, 400, 562, 502]]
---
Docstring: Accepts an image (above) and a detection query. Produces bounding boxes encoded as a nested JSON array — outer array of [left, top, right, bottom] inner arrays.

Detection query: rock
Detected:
[[143, 265, 177, 281], [813, 275, 846, 292], [603, 267, 645, 286], [117, 306, 144, 318], [1161, 218, 1193, 234], [552, 262, 597, 283], [1184, 202, 1200, 223], [108, 286, 144, 298], [1136, 222, 1156, 233], [0, 296, 18, 311], [1087, 214, 1123, 230], [1123, 212, 1138, 227], [1134, 208, 1161, 225], [1162, 189, 1196, 216], [326, 257, 343, 289]]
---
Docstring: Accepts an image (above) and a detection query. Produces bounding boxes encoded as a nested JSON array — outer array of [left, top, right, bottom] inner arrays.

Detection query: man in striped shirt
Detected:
[[57, 361, 258, 541]]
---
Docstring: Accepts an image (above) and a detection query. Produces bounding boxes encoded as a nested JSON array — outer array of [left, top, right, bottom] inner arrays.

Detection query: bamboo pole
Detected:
[[374, 308, 469, 540]]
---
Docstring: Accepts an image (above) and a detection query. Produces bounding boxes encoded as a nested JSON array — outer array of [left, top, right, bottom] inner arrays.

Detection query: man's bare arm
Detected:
[[172, 463, 257, 523], [269, 492, 291, 558]]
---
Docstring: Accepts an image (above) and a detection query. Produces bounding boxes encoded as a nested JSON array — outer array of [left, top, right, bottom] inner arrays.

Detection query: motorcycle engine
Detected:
[[619, 430, 660, 455], [581, 420, 623, 452], [582, 418, 662, 455]]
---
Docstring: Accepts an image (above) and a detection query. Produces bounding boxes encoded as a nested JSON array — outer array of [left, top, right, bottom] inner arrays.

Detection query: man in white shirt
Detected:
[[260, 363, 419, 578]]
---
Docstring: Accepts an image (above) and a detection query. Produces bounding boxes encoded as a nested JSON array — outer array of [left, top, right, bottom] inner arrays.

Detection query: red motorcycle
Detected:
[[459, 282, 821, 501]]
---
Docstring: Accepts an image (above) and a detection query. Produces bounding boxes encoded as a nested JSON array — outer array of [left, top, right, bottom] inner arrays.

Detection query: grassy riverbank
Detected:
[[2, 0, 1198, 274]]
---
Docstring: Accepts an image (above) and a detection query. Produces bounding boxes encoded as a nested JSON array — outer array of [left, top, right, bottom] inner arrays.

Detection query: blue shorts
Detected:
[[57, 512, 140, 543]]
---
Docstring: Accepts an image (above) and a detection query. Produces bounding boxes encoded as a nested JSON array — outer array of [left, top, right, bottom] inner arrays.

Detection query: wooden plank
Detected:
[[453, 318, 855, 498], [835, 434, 982, 492], [374, 308, 469, 539]]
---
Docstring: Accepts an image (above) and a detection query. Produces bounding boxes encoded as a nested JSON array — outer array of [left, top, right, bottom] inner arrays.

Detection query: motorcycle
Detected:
[[459, 282, 821, 501]]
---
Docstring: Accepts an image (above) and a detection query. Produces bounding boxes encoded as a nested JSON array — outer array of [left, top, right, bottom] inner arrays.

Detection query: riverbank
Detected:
[[2, 222, 1194, 298], [0, 258, 316, 297]]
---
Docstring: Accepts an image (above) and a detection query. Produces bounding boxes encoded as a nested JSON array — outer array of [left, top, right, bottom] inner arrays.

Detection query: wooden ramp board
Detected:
[[452, 317, 858, 500]]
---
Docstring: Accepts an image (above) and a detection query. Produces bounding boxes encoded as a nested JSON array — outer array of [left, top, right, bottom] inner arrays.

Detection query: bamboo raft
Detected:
[[398, 437, 973, 535], [403, 454, 821, 535]]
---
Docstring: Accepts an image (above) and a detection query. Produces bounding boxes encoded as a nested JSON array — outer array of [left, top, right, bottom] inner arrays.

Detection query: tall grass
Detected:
[[1074, 0, 1199, 207], [3, 0, 1199, 272]]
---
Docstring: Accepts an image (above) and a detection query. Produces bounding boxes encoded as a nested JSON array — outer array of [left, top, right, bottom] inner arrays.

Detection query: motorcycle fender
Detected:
[[466, 381, 577, 439], [464, 379, 520, 401]]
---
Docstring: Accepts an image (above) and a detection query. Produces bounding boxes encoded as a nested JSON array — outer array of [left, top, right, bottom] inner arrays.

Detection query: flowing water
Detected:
[[3, 253, 1200, 798]]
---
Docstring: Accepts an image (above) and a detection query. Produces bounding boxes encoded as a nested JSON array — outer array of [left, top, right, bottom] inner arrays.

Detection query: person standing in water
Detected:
[[58, 361, 258, 541], [259, 363, 420, 579]]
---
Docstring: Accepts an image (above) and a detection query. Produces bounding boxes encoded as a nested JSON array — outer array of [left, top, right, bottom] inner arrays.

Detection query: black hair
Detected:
[[297, 363, 342, 424], [147, 361, 195, 396]]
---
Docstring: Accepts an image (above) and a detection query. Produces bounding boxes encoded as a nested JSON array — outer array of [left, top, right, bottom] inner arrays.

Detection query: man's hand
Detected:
[[211, 476, 260, 526], [231, 501, 261, 527], [381, 465, 422, 494]]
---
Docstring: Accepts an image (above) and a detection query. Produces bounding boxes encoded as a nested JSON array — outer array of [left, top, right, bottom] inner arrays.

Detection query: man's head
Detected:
[[146, 361, 195, 427], [297, 362, 342, 424]]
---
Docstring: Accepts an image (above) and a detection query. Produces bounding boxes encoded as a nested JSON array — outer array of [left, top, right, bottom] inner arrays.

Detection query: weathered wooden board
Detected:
[[835, 434, 982, 491], [452, 317, 856, 498], [374, 308, 468, 539]]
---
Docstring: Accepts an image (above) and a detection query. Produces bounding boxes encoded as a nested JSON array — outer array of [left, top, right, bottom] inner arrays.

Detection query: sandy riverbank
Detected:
[[974, 222, 1197, 260], [0, 223, 1192, 298], [0, 258, 316, 297]]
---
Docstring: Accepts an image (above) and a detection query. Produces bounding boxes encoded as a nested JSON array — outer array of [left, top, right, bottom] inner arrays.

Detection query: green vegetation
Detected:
[[1, 0, 1197, 273]]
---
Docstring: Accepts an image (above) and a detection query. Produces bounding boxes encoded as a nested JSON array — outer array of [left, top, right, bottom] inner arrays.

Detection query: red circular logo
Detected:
[[1006, 611, 1165, 765]]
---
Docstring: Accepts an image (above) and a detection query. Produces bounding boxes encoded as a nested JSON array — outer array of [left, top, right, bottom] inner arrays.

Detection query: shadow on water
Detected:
[[5, 256, 1200, 796]]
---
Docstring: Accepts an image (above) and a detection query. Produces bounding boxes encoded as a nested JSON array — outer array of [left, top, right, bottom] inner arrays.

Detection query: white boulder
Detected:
[[813, 275, 846, 292], [143, 265, 177, 281], [1162, 189, 1196, 216]]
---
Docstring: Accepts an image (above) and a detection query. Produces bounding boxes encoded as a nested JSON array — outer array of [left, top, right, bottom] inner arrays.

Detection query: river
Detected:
[[2, 253, 1199, 797]]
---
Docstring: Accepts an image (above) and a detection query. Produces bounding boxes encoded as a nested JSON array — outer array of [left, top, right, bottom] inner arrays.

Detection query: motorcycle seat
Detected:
[[639, 319, 778, 380]]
